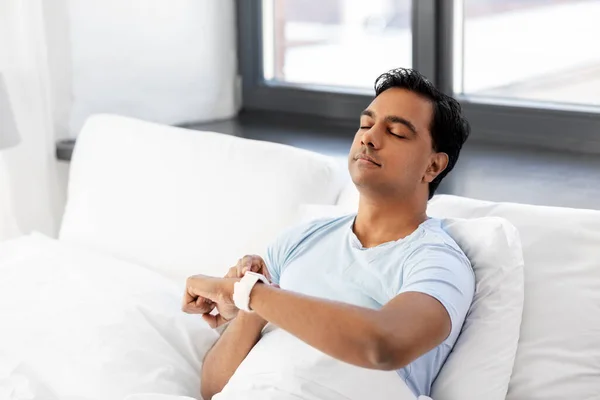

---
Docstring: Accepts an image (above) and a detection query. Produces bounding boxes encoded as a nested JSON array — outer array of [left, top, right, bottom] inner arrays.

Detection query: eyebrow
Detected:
[[361, 109, 418, 135]]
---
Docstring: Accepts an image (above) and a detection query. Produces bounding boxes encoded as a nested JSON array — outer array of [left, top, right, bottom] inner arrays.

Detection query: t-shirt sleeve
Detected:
[[264, 219, 321, 285], [265, 231, 288, 285], [264, 217, 340, 285], [399, 244, 475, 340]]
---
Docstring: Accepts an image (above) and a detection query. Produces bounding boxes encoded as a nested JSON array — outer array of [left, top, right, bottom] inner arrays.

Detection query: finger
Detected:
[[202, 313, 228, 329], [182, 290, 196, 309], [196, 296, 213, 307], [242, 255, 252, 273], [234, 258, 244, 277], [201, 313, 218, 328], [225, 266, 237, 278], [247, 256, 257, 272], [238, 255, 250, 275], [240, 255, 262, 275], [184, 299, 214, 314], [182, 285, 215, 314], [252, 257, 270, 281], [251, 255, 264, 272], [186, 276, 219, 303]]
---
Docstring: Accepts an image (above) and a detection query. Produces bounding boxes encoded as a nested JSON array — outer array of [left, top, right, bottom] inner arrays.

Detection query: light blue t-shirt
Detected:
[[265, 215, 475, 397]]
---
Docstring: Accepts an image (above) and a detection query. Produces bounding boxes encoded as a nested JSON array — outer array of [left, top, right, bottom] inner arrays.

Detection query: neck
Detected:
[[353, 193, 428, 248]]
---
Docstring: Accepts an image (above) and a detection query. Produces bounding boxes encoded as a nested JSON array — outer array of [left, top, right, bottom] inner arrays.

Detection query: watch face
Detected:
[[244, 271, 269, 284]]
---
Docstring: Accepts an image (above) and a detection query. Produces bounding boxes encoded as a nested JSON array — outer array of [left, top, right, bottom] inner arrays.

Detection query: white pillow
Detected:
[[428, 195, 600, 400], [335, 181, 359, 210], [430, 217, 524, 400], [299, 205, 524, 400], [59, 114, 345, 285]]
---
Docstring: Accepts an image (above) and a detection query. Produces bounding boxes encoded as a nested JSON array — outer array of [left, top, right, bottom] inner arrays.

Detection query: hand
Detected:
[[198, 256, 272, 328], [182, 274, 238, 324], [183, 255, 273, 329], [201, 255, 273, 327], [233, 255, 272, 281]]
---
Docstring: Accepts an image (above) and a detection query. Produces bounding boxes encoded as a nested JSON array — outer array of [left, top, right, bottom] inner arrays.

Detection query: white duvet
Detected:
[[215, 327, 422, 400], [0, 233, 217, 400], [0, 233, 426, 400]]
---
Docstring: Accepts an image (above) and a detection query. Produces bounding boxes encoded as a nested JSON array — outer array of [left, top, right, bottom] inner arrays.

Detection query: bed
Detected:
[[1, 114, 598, 400]]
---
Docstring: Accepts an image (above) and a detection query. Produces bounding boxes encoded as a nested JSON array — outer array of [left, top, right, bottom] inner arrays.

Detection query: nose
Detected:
[[360, 125, 381, 149]]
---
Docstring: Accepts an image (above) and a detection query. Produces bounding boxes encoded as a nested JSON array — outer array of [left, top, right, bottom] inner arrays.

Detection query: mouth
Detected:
[[355, 153, 381, 167]]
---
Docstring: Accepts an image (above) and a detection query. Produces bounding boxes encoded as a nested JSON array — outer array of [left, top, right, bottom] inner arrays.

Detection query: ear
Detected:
[[423, 152, 449, 183]]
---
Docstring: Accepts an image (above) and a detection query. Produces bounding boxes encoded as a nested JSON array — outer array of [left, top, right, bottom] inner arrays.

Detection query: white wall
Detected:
[[67, 0, 239, 136], [0, 0, 238, 240]]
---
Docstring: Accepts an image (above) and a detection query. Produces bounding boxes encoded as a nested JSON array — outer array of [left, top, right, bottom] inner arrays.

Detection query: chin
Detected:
[[350, 165, 377, 183], [350, 174, 399, 198], [350, 174, 378, 192]]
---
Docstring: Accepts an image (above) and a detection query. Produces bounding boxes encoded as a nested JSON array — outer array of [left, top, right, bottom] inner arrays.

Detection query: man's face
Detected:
[[348, 87, 446, 199]]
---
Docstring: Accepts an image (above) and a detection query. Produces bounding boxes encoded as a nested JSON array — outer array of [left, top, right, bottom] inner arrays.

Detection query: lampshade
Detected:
[[0, 73, 21, 150]]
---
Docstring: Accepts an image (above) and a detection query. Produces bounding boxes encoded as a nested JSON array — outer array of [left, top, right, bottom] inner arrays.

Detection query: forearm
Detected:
[[201, 312, 267, 399], [249, 284, 390, 369]]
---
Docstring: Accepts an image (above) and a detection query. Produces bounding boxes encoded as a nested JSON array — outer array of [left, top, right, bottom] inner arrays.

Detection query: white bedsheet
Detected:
[[0, 233, 217, 400]]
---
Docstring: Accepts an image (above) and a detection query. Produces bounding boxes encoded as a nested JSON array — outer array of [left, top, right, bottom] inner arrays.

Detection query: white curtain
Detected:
[[0, 0, 238, 241], [0, 0, 65, 240]]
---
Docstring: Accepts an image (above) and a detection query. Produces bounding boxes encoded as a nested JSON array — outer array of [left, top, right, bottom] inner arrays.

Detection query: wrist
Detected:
[[248, 281, 270, 312], [237, 310, 268, 327], [219, 277, 239, 303]]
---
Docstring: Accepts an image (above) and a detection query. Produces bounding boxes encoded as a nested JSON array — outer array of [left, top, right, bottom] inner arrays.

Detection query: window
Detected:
[[238, 0, 600, 154], [458, 0, 600, 107], [262, 0, 412, 89]]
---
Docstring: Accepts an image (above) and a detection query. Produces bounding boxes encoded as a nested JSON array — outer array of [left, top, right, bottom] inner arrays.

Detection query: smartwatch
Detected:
[[233, 271, 269, 312]]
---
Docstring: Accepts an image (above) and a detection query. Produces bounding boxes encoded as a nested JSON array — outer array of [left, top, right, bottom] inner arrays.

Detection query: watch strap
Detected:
[[233, 271, 269, 312]]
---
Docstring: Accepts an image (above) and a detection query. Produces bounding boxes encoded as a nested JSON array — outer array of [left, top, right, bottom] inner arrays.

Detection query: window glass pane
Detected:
[[263, 0, 412, 89], [460, 0, 600, 107]]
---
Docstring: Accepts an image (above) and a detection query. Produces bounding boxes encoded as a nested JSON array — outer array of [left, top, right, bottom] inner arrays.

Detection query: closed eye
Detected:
[[360, 126, 371, 130], [388, 129, 406, 139]]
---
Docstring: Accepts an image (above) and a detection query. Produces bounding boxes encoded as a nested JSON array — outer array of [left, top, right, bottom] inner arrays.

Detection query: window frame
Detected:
[[237, 0, 600, 154]]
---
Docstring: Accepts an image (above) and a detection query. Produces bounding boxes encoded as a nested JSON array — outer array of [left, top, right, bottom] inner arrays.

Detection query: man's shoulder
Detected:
[[403, 218, 473, 273], [417, 218, 467, 255]]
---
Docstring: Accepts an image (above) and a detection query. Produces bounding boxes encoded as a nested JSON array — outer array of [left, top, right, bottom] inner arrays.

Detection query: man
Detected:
[[183, 68, 475, 399]]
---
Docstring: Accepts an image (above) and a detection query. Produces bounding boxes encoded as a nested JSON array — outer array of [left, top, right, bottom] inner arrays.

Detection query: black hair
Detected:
[[374, 68, 470, 199]]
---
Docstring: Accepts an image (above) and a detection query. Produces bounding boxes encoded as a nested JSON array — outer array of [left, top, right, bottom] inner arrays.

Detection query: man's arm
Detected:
[[186, 276, 450, 372], [248, 284, 450, 370], [184, 249, 471, 375], [200, 311, 267, 400]]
